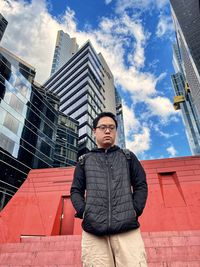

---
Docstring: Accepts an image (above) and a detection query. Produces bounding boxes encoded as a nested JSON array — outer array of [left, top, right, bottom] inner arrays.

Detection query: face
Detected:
[[93, 116, 117, 149]]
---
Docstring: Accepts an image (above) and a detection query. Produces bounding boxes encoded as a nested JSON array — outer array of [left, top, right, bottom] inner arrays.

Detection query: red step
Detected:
[[0, 232, 200, 266], [20, 235, 81, 243], [0, 250, 81, 265]]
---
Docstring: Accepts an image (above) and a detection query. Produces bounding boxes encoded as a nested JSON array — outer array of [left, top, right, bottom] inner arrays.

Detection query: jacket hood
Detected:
[[90, 145, 120, 153]]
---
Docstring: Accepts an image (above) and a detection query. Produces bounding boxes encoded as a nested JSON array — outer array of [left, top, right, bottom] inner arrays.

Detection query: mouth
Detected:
[[104, 136, 111, 140]]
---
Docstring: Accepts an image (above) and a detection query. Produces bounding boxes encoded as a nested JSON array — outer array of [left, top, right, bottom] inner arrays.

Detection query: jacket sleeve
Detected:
[[130, 153, 148, 217], [70, 162, 86, 219]]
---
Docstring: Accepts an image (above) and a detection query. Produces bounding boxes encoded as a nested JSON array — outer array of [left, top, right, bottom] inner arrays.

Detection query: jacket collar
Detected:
[[91, 145, 120, 153]]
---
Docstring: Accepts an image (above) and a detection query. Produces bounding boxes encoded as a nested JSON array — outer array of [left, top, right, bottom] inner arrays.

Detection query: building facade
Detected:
[[45, 41, 119, 155], [54, 113, 78, 167], [115, 87, 126, 148], [0, 47, 78, 209], [171, 42, 200, 154], [0, 48, 59, 209], [171, 1, 200, 155], [171, 72, 200, 154], [0, 14, 8, 42], [51, 30, 79, 76], [170, 0, 200, 123]]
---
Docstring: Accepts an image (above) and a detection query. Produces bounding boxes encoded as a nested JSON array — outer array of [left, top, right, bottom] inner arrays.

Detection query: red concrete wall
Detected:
[[140, 156, 200, 232], [0, 156, 200, 243], [0, 167, 75, 243]]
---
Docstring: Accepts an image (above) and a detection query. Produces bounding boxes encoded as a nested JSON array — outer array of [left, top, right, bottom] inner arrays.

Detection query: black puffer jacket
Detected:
[[70, 145, 147, 236]]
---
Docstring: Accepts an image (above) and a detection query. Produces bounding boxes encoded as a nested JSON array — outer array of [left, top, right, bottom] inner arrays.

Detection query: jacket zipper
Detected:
[[105, 149, 111, 232]]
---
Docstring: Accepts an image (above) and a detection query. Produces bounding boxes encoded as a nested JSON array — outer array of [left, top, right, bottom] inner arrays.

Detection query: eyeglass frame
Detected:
[[95, 124, 116, 132]]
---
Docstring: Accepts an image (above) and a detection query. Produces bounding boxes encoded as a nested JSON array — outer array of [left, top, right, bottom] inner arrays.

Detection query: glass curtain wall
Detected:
[[0, 53, 59, 209]]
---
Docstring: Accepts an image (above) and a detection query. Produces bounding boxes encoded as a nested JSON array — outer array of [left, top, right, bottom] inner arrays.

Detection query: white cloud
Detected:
[[148, 59, 159, 70], [0, 0, 178, 157], [126, 127, 151, 156], [0, 0, 169, 103], [166, 145, 177, 157], [115, 0, 168, 14], [145, 96, 176, 119], [153, 125, 178, 139], [105, 0, 112, 4], [95, 14, 149, 69], [122, 102, 151, 156], [0, 0, 62, 82], [156, 14, 174, 39], [62, 7, 78, 34], [155, 0, 168, 9], [122, 101, 140, 138]]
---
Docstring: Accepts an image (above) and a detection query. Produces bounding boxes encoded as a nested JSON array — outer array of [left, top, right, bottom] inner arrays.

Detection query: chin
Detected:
[[103, 141, 114, 146]]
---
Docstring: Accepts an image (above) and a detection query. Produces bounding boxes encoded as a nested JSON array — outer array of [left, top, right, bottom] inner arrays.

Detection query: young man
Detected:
[[70, 112, 148, 267]]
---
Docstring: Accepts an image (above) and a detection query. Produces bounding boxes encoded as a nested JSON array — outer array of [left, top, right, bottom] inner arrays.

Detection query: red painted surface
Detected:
[[0, 167, 75, 243], [60, 197, 75, 235], [0, 231, 199, 266], [140, 156, 200, 232], [0, 156, 200, 243]]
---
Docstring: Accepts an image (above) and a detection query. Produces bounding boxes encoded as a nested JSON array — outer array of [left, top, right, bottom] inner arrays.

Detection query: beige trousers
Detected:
[[81, 228, 147, 267]]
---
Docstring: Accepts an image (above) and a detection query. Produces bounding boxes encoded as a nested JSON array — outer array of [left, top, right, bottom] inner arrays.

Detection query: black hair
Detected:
[[93, 112, 118, 129]]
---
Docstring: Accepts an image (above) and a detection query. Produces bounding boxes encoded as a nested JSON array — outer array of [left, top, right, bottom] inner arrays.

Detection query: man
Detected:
[[70, 112, 148, 267]]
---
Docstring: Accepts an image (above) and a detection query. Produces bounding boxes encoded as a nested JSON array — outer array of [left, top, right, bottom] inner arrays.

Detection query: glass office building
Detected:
[[51, 30, 79, 76], [0, 50, 59, 209], [170, 0, 200, 123], [171, 72, 200, 154], [0, 13, 8, 42], [0, 47, 79, 209], [54, 113, 78, 167]]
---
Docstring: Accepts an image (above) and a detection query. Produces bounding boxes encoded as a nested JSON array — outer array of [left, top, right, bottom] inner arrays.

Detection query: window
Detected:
[[9, 94, 24, 113], [0, 133, 15, 154], [79, 125, 87, 137], [40, 140, 51, 157], [14, 77, 28, 97], [4, 112, 19, 134], [67, 135, 76, 146], [64, 94, 87, 114], [43, 123, 53, 139]]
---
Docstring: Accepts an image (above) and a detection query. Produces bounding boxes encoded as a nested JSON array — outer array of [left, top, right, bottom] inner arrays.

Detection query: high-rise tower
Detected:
[[170, 0, 200, 154], [170, 0, 200, 123], [51, 30, 79, 76], [0, 14, 8, 42], [44, 40, 120, 155], [0, 46, 78, 209]]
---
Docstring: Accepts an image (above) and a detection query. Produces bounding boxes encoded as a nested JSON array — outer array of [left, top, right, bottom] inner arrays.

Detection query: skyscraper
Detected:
[[170, 0, 200, 155], [115, 87, 126, 148], [170, 0, 200, 123], [51, 30, 79, 76], [0, 14, 8, 42], [0, 47, 58, 208], [171, 71, 200, 154], [44, 40, 120, 155], [0, 46, 79, 209]]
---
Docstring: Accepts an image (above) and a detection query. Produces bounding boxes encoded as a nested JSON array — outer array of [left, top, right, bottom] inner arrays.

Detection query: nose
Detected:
[[105, 127, 111, 133]]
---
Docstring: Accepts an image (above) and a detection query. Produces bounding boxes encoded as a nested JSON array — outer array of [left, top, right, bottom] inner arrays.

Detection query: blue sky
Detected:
[[0, 0, 191, 159]]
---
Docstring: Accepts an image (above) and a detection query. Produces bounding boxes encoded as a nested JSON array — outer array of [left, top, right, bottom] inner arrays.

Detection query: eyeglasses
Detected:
[[96, 125, 116, 131]]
